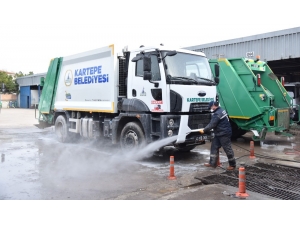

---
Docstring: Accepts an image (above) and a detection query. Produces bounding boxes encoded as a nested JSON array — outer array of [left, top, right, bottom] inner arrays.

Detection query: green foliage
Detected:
[[15, 71, 24, 77], [0, 71, 17, 93], [0, 71, 35, 94]]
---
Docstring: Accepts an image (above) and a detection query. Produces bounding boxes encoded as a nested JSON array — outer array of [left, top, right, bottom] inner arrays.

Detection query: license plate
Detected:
[[195, 136, 208, 142]]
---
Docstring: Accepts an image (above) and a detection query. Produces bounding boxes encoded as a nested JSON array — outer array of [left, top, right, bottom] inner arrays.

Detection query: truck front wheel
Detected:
[[120, 122, 146, 150], [55, 115, 71, 143]]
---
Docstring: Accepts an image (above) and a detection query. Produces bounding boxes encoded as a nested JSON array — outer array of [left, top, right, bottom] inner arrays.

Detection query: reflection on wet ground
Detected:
[[1, 127, 300, 200], [0, 126, 211, 199]]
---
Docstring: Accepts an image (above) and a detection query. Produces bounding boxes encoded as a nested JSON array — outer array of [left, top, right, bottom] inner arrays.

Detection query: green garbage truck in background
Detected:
[[209, 57, 300, 141]]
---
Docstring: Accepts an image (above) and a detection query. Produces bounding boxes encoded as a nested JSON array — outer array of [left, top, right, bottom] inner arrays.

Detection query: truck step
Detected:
[[151, 117, 161, 121], [151, 132, 161, 137]]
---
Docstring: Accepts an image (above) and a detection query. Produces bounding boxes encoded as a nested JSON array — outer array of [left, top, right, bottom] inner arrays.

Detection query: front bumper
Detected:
[[176, 115, 213, 144]]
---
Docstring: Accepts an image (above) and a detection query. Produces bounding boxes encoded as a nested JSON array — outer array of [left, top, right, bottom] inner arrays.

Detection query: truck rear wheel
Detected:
[[55, 115, 71, 143], [120, 122, 146, 150], [230, 120, 247, 139]]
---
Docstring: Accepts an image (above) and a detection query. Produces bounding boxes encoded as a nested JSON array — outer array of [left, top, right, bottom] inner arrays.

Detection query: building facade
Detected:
[[185, 27, 300, 82], [15, 73, 46, 108]]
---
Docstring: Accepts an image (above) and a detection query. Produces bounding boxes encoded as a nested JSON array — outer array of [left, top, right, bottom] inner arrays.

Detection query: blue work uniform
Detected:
[[203, 107, 236, 167]]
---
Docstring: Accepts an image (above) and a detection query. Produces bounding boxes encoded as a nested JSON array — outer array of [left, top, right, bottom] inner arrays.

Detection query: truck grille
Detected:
[[118, 58, 127, 97], [188, 114, 211, 129], [190, 103, 209, 112]]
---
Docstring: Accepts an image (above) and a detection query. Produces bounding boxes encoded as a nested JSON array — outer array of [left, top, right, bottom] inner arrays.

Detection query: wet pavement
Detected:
[[1, 108, 300, 200]]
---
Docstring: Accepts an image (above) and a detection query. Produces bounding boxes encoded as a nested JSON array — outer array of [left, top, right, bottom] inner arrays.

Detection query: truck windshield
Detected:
[[162, 52, 214, 85]]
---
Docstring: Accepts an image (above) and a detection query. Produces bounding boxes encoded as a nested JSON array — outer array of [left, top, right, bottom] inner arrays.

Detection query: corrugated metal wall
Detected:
[[185, 27, 300, 61]]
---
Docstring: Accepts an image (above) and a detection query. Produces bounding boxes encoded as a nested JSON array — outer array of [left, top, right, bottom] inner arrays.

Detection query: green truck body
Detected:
[[38, 57, 63, 126], [209, 57, 299, 141]]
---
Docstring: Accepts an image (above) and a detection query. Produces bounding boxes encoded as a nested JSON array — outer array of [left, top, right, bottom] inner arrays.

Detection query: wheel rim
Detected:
[[123, 130, 139, 148]]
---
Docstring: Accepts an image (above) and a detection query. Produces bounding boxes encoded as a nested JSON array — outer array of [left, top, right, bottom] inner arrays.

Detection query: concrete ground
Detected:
[[1, 108, 300, 200]]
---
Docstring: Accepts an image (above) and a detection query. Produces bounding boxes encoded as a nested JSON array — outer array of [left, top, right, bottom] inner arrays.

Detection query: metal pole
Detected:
[[38, 84, 40, 103]]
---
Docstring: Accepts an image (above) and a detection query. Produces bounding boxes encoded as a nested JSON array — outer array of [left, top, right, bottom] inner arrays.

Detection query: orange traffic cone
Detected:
[[236, 166, 249, 198], [250, 141, 256, 159], [168, 156, 177, 180]]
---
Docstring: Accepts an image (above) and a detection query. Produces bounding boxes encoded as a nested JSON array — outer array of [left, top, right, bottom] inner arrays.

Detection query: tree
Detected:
[[15, 71, 24, 77], [0, 71, 35, 94], [15, 71, 34, 77], [0, 71, 18, 93], [26, 71, 34, 76]]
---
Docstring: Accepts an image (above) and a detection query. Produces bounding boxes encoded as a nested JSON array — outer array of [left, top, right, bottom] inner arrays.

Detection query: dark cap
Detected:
[[208, 101, 218, 109]]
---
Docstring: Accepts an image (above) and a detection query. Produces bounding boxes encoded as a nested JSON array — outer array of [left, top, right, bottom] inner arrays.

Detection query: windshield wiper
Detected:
[[169, 76, 198, 84], [196, 77, 216, 84]]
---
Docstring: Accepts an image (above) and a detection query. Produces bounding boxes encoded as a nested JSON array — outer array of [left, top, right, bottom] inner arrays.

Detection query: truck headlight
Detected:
[[169, 119, 174, 126]]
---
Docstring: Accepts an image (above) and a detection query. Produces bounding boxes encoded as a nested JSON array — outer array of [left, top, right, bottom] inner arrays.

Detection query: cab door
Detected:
[[128, 51, 168, 112]]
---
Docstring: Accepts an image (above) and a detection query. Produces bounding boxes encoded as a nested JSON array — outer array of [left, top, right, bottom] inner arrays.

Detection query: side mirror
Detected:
[[162, 51, 177, 60], [143, 55, 151, 72], [214, 64, 220, 77], [143, 71, 152, 80], [166, 51, 177, 57], [131, 55, 143, 62], [214, 77, 220, 85]]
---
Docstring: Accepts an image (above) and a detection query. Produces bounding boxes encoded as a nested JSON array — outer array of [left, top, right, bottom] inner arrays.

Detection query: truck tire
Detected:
[[230, 120, 247, 139], [120, 122, 146, 150], [55, 115, 72, 143]]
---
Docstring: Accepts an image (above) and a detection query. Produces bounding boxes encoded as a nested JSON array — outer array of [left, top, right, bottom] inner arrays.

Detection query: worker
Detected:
[[0, 101, 2, 113], [199, 101, 236, 170]]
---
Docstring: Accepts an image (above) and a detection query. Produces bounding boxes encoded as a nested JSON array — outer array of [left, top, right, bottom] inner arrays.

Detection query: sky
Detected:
[[0, 0, 300, 75]]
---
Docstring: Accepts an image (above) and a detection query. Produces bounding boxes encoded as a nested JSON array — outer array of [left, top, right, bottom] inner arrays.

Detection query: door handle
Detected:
[[132, 89, 136, 97]]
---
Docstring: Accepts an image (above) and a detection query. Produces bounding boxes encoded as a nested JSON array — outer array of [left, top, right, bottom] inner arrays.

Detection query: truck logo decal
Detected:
[[140, 88, 146, 96], [151, 104, 163, 112], [74, 65, 109, 85], [187, 98, 214, 102], [198, 91, 206, 97], [64, 70, 73, 86]]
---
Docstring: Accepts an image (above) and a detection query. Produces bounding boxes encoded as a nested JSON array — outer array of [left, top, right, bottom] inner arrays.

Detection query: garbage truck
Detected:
[[37, 44, 218, 151], [209, 56, 300, 141]]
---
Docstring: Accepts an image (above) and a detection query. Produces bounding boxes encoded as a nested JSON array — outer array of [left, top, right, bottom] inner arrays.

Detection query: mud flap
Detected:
[[34, 121, 51, 129], [252, 127, 267, 141]]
